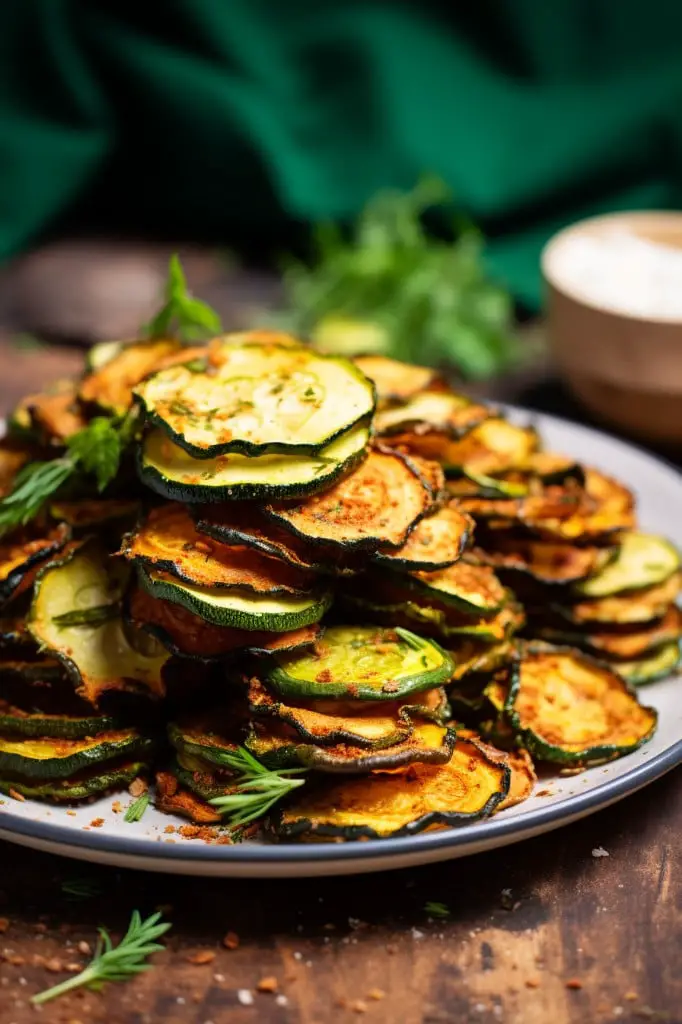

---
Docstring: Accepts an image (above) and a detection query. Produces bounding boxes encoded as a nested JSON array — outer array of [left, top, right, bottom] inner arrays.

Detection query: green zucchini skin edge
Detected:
[[0, 524, 71, 607], [247, 723, 457, 774], [136, 565, 332, 633], [135, 347, 376, 459], [0, 708, 122, 739], [611, 640, 682, 687], [505, 645, 658, 765], [0, 759, 147, 801], [135, 428, 370, 504], [0, 733, 155, 779], [398, 574, 506, 616], [265, 642, 454, 702], [172, 757, 235, 801], [167, 722, 243, 771]]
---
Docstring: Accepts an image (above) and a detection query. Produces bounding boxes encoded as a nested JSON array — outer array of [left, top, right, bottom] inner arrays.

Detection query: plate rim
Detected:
[[0, 406, 681, 866]]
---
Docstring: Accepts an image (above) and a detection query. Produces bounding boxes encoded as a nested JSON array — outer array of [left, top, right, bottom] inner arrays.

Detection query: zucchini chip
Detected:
[[154, 769, 222, 824], [168, 709, 246, 770], [456, 732, 536, 810], [138, 420, 370, 503], [352, 355, 443, 404], [457, 482, 587, 526], [609, 641, 681, 686], [471, 537, 615, 585], [79, 338, 183, 414], [384, 419, 539, 476], [265, 624, 453, 701], [12, 382, 87, 444], [507, 646, 658, 764], [448, 639, 515, 682], [0, 699, 121, 739], [126, 585, 320, 660], [531, 604, 682, 660], [372, 503, 472, 572], [50, 499, 140, 531], [137, 564, 332, 632], [247, 720, 457, 774], [194, 504, 359, 576], [272, 737, 510, 840], [553, 572, 681, 626], [29, 543, 169, 704], [135, 339, 376, 457], [404, 560, 508, 615], [121, 504, 315, 596], [375, 391, 493, 440], [265, 448, 432, 552], [0, 522, 71, 608], [575, 532, 680, 598], [247, 676, 448, 749], [515, 469, 635, 543], [0, 759, 148, 802], [0, 728, 154, 779], [448, 453, 585, 499]]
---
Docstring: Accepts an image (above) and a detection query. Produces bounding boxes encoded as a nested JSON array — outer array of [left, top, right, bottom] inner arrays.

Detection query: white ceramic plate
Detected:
[[1, 408, 681, 877]]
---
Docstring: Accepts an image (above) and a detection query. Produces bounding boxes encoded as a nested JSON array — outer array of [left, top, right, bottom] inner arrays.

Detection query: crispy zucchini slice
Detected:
[[137, 564, 331, 632], [352, 355, 443, 404], [50, 499, 140, 530], [372, 503, 472, 572], [458, 482, 586, 526], [247, 676, 448, 749], [609, 641, 682, 686], [264, 448, 431, 552], [507, 646, 657, 764], [12, 382, 87, 444], [138, 420, 370, 503], [455, 732, 536, 810], [514, 469, 635, 543], [471, 537, 615, 585], [155, 771, 222, 824], [385, 419, 539, 476], [448, 453, 585, 499], [0, 728, 153, 779], [575, 532, 680, 598], [0, 699, 120, 739], [375, 392, 493, 440], [126, 585, 320, 660], [79, 338, 183, 414], [247, 720, 457, 774], [0, 759, 148, 802], [0, 522, 71, 607], [28, 543, 168, 705], [272, 737, 510, 840], [121, 504, 314, 596], [530, 604, 682, 660], [135, 339, 376, 457], [172, 753, 239, 802], [168, 710, 245, 770], [194, 504, 359, 576], [403, 560, 508, 614], [553, 572, 681, 626], [265, 625, 453, 701], [0, 441, 33, 498], [448, 639, 515, 682]]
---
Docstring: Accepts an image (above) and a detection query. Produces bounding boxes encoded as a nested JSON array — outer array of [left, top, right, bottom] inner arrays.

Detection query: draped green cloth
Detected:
[[2, 1, 682, 306]]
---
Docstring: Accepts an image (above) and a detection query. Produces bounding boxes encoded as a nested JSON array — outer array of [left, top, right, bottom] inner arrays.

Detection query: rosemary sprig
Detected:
[[31, 910, 171, 1005], [209, 746, 307, 826], [146, 254, 222, 341], [124, 792, 150, 823], [52, 604, 120, 628], [0, 411, 137, 538]]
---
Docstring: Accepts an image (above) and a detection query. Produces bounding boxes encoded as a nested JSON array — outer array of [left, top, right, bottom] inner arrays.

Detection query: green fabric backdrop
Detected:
[[2, 1, 682, 307]]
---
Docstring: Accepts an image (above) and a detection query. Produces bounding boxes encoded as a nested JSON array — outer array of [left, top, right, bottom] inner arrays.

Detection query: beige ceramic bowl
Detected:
[[542, 211, 682, 444]]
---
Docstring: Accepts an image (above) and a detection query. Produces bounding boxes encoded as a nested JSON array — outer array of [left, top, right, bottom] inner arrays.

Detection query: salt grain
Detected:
[[237, 990, 254, 1006], [592, 847, 610, 858]]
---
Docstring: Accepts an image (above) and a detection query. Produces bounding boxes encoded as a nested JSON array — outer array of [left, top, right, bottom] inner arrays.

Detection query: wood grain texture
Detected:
[[0, 329, 680, 1024]]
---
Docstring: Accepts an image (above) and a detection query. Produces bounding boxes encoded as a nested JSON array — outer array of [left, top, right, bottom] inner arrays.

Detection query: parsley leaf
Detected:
[[146, 254, 222, 341], [66, 417, 124, 492]]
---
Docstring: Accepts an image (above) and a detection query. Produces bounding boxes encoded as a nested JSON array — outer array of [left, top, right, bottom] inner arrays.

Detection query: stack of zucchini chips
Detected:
[[0, 334, 676, 842]]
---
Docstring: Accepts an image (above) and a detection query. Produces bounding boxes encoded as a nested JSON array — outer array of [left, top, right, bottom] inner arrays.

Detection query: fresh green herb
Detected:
[[0, 412, 136, 538], [12, 332, 45, 352], [31, 910, 171, 1005], [124, 792, 150, 823], [424, 901, 450, 919], [52, 604, 120, 628], [146, 254, 222, 342], [394, 626, 428, 651], [209, 746, 307, 827], [61, 875, 103, 901], [278, 176, 518, 378], [169, 400, 192, 416]]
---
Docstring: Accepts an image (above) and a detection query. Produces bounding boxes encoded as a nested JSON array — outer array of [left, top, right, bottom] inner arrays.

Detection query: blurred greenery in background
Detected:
[[277, 177, 519, 379]]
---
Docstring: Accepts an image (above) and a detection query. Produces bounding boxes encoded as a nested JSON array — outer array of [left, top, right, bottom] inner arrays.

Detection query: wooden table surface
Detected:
[[0, 333, 679, 1024]]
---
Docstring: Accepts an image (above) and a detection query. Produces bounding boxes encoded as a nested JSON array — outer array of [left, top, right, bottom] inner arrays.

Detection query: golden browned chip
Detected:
[[407, 559, 508, 614], [518, 469, 635, 542], [353, 354, 443, 404], [0, 523, 71, 607], [265, 448, 432, 551], [19, 383, 87, 442], [154, 770, 221, 824], [509, 647, 657, 763], [556, 572, 682, 626], [533, 604, 682, 659], [454, 730, 536, 811], [80, 338, 183, 414], [0, 441, 33, 498], [121, 503, 315, 594], [373, 503, 473, 571], [471, 538, 613, 585], [383, 419, 539, 475], [272, 736, 510, 839]]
